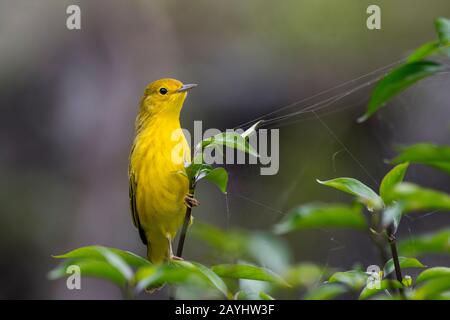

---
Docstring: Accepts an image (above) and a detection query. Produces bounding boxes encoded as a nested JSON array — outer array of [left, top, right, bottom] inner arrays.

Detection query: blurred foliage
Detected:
[[191, 223, 290, 274], [359, 17, 450, 122], [398, 229, 450, 257], [317, 177, 383, 211], [48, 16, 450, 300], [391, 143, 450, 175], [383, 257, 425, 276], [49, 161, 450, 300], [273, 203, 367, 233]]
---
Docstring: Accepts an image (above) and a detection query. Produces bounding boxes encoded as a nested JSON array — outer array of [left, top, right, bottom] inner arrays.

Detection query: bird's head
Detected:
[[140, 78, 197, 116]]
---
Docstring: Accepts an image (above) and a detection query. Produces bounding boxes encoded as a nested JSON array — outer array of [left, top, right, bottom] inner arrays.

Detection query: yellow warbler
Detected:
[[129, 78, 198, 264]]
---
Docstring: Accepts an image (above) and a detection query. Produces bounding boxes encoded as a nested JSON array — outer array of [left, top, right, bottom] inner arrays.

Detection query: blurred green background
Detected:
[[0, 0, 449, 299]]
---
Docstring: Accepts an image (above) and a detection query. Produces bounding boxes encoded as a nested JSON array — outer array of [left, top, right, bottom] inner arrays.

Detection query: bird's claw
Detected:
[[170, 255, 184, 261], [184, 193, 199, 208]]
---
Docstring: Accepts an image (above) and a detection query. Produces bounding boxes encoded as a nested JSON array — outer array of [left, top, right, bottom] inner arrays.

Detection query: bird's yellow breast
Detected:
[[130, 116, 190, 238]]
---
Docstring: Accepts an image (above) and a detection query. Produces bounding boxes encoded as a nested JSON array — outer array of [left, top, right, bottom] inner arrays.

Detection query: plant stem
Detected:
[[387, 228, 406, 299], [388, 237, 403, 283], [370, 211, 389, 266], [369, 210, 400, 296], [388, 237, 403, 281], [122, 283, 134, 300], [169, 184, 195, 300], [176, 185, 195, 258]]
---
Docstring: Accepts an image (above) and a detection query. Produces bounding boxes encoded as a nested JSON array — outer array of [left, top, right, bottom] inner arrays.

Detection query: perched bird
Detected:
[[129, 78, 199, 264]]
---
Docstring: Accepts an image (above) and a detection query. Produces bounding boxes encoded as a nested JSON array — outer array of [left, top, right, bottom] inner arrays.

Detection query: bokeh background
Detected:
[[0, 0, 449, 299]]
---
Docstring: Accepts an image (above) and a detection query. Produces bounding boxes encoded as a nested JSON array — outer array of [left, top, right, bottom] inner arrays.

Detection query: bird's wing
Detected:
[[129, 168, 148, 245]]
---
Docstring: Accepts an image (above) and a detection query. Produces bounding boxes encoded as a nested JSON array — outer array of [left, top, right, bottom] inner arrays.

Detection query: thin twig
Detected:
[[169, 184, 195, 300], [388, 237, 403, 283], [369, 210, 398, 296], [387, 230, 406, 299], [177, 185, 195, 258]]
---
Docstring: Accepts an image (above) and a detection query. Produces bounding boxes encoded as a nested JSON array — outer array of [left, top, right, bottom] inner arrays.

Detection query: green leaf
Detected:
[[258, 291, 275, 300], [233, 291, 245, 300], [359, 279, 403, 300], [204, 167, 228, 193], [247, 233, 291, 274], [185, 163, 213, 182], [358, 61, 447, 122], [328, 270, 368, 291], [416, 267, 450, 284], [241, 121, 262, 139], [185, 163, 230, 194], [317, 178, 383, 211], [211, 264, 289, 287], [192, 223, 291, 274], [304, 283, 348, 300], [199, 132, 258, 157], [406, 18, 450, 62], [391, 143, 450, 175], [413, 276, 450, 300], [50, 246, 151, 289], [407, 42, 445, 62], [48, 260, 128, 287], [135, 264, 194, 293], [383, 257, 425, 276], [398, 228, 450, 257], [388, 183, 450, 212], [191, 223, 248, 258], [234, 287, 275, 300], [189, 262, 229, 297], [435, 17, 450, 43], [96, 247, 133, 281], [284, 263, 326, 288], [237, 278, 271, 300], [273, 203, 367, 234], [379, 163, 409, 203], [53, 245, 150, 268], [135, 261, 228, 296]]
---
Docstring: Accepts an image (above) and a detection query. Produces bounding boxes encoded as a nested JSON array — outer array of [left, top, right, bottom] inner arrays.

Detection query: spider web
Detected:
[[214, 55, 450, 281]]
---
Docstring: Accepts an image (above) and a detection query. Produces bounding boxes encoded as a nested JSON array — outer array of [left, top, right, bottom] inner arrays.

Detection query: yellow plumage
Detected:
[[129, 78, 195, 264]]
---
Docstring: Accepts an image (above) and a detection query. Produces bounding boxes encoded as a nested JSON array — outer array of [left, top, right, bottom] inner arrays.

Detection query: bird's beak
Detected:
[[177, 83, 198, 92]]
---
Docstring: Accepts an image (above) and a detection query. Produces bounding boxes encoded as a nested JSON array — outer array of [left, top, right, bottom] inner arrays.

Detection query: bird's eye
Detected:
[[159, 88, 168, 95]]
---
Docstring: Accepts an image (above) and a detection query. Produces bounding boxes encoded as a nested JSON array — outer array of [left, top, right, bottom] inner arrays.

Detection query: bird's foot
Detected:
[[184, 193, 199, 208], [170, 255, 184, 261]]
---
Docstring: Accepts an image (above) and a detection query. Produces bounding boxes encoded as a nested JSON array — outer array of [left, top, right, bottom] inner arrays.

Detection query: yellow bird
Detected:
[[129, 78, 198, 264]]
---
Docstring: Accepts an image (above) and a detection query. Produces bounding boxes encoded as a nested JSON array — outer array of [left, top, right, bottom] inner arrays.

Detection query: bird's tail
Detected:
[[146, 234, 171, 264], [144, 235, 170, 293]]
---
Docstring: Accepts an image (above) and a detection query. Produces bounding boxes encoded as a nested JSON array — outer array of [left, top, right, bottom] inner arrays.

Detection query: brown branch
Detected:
[[388, 237, 403, 283], [369, 210, 402, 298], [170, 183, 195, 300], [387, 226, 406, 299], [176, 184, 195, 258]]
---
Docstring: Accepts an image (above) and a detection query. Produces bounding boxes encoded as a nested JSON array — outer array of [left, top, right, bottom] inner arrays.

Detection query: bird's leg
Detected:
[[168, 237, 184, 261], [184, 193, 199, 208]]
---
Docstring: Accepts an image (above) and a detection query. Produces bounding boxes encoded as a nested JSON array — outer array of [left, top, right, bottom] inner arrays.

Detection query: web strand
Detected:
[[233, 58, 405, 130]]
